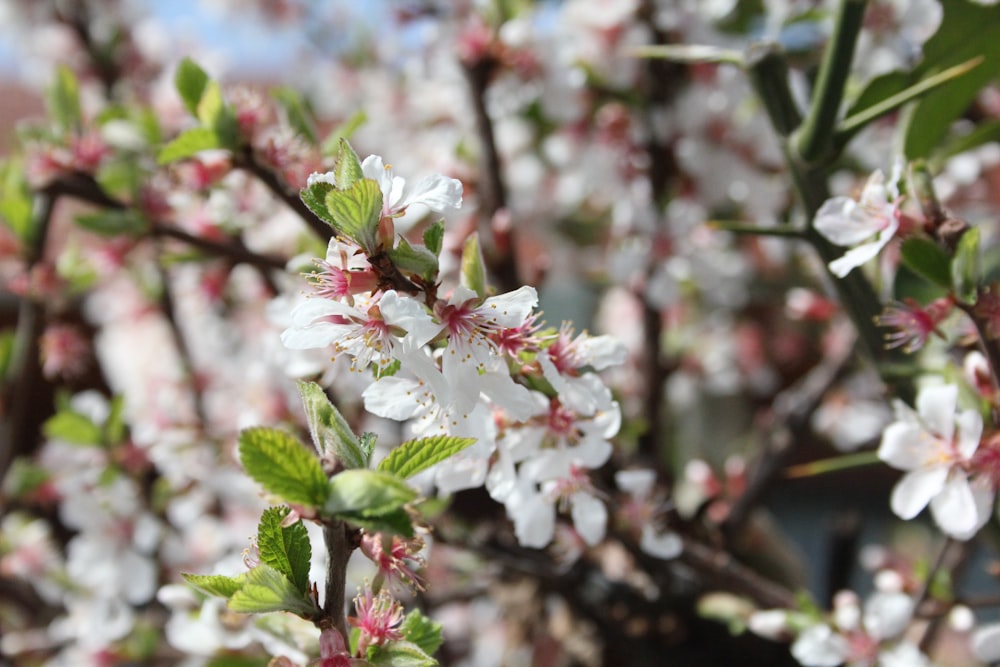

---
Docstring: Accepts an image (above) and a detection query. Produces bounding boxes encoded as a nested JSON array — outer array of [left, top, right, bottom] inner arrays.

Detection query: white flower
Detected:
[[360, 154, 463, 218], [814, 168, 902, 278], [878, 384, 994, 539]]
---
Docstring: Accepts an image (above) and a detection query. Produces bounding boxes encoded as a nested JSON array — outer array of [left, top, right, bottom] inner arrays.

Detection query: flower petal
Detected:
[[916, 384, 957, 441], [930, 472, 989, 539], [399, 174, 463, 212], [890, 465, 948, 520], [570, 492, 607, 546], [878, 421, 928, 471], [814, 197, 879, 246]]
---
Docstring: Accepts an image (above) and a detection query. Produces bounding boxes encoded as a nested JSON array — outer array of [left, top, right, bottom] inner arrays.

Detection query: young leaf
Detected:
[[104, 395, 127, 446], [175, 58, 210, 116], [47, 65, 81, 134], [0, 161, 33, 242], [227, 564, 318, 617], [273, 87, 318, 144], [181, 572, 245, 599], [368, 640, 438, 667], [197, 81, 241, 149], [401, 609, 444, 657], [334, 138, 364, 190], [325, 179, 382, 254], [257, 507, 312, 594], [900, 237, 952, 288], [377, 435, 477, 480], [74, 210, 149, 236], [952, 226, 980, 305], [460, 233, 486, 299], [339, 507, 415, 539], [423, 220, 445, 256], [297, 381, 366, 469], [359, 432, 377, 461], [324, 469, 418, 517], [238, 427, 329, 508], [387, 237, 439, 281], [157, 127, 224, 164], [300, 180, 338, 227], [43, 410, 103, 446]]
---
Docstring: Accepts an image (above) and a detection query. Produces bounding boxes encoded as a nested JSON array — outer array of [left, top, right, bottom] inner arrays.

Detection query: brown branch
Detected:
[[321, 520, 354, 640]]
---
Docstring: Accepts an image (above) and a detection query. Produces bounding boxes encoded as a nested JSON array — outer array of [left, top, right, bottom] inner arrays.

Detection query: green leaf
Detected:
[[899, 236, 952, 288], [297, 381, 366, 469], [157, 127, 224, 164], [369, 640, 438, 667], [74, 209, 149, 236], [931, 119, 1000, 169], [321, 111, 368, 156], [359, 432, 377, 461], [227, 564, 317, 617], [43, 410, 103, 446], [104, 395, 127, 446], [325, 178, 382, 253], [256, 507, 312, 594], [0, 161, 33, 242], [334, 138, 365, 189], [401, 609, 443, 657], [324, 469, 418, 517], [182, 572, 245, 599], [387, 237, 439, 281], [273, 87, 318, 144], [238, 427, 329, 508], [339, 507, 415, 539], [377, 435, 477, 480], [952, 226, 981, 305], [47, 65, 81, 133], [197, 81, 241, 149], [460, 233, 486, 299], [300, 180, 337, 227], [175, 58, 210, 117], [423, 220, 445, 256]]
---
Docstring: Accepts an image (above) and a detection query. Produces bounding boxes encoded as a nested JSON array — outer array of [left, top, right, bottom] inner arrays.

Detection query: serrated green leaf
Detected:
[[238, 427, 329, 508], [157, 127, 224, 164], [952, 226, 981, 305], [273, 87, 317, 144], [325, 178, 382, 254], [298, 381, 366, 469], [74, 210, 149, 236], [460, 233, 486, 299], [257, 507, 312, 594], [369, 640, 438, 667], [43, 410, 103, 446], [359, 432, 377, 461], [388, 237, 439, 281], [175, 58, 210, 117], [900, 236, 952, 288], [401, 609, 443, 657], [0, 160, 33, 242], [228, 564, 317, 617], [47, 65, 81, 134], [423, 220, 445, 256], [325, 469, 417, 517], [334, 139, 364, 190], [300, 180, 338, 227], [377, 435, 477, 480], [321, 111, 367, 156], [340, 507, 415, 538], [182, 572, 245, 599]]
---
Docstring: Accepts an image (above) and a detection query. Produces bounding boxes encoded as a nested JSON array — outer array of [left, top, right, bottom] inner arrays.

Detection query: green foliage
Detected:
[[298, 381, 367, 470], [369, 640, 438, 667], [301, 180, 339, 226], [899, 236, 952, 289], [0, 161, 33, 242], [104, 395, 127, 446], [334, 138, 365, 190], [182, 572, 245, 599], [157, 127, 225, 164], [273, 87, 318, 144], [460, 233, 487, 299], [423, 220, 445, 256], [256, 507, 312, 594], [228, 564, 318, 617], [43, 409, 103, 446], [388, 237, 439, 281], [197, 81, 241, 148], [325, 178, 383, 254], [377, 435, 477, 480], [401, 609, 444, 657], [175, 58, 210, 116], [47, 65, 81, 134], [321, 111, 368, 155], [325, 469, 418, 516], [238, 427, 329, 508], [952, 227, 981, 305], [74, 209, 149, 236]]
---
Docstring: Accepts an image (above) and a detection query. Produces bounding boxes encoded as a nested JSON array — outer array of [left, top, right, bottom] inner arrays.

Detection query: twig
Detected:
[[322, 520, 354, 640]]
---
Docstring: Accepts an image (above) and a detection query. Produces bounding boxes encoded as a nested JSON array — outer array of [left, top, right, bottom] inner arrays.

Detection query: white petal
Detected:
[[814, 197, 879, 246], [640, 524, 683, 559], [435, 453, 488, 495], [480, 285, 538, 328], [971, 623, 1000, 663], [828, 238, 884, 277], [399, 173, 463, 212], [615, 469, 656, 498], [930, 472, 984, 539], [576, 334, 627, 370], [878, 421, 932, 471], [289, 297, 356, 326], [955, 408, 984, 460], [570, 492, 607, 546], [879, 641, 931, 667], [890, 465, 948, 520], [510, 493, 556, 548], [362, 377, 425, 421], [478, 370, 538, 422], [916, 384, 957, 441], [791, 625, 849, 667], [360, 154, 393, 201], [280, 321, 344, 350], [862, 591, 913, 640]]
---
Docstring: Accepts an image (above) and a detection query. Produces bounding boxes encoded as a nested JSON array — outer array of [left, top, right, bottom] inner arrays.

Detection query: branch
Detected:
[[321, 520, 354, 640]]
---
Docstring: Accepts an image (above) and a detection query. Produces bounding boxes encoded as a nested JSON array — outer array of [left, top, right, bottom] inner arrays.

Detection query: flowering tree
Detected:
[[4, 0, 1000, 665]]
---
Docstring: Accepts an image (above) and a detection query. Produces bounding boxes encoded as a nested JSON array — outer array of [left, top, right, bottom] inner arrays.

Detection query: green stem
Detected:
[[784, 450, 881, 478], [794, 0, 868, 163]]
